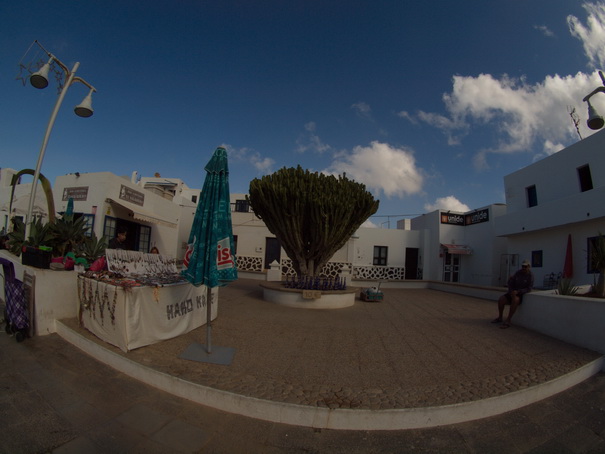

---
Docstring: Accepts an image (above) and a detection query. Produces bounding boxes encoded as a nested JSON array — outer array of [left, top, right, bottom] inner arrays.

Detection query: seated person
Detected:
[[493, 260, 534, 329]]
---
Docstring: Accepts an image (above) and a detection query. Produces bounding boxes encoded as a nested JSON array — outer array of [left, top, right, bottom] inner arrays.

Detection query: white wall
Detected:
[[352, 227, 419, 268], [499, 130, 605, 236], [54, 172, 182, 258], [0, 250, 78, 336], [505, 218, 604, 288], [504, 130, 605, 213]]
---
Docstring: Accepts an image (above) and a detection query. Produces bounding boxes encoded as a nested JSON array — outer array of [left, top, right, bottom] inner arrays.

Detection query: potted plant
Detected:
[[20, 218, 54, 268], [555, 278, 579, 296], [49, 215, 89, 258], [76, 232, 108, 265], [6, 218, 25, 256]]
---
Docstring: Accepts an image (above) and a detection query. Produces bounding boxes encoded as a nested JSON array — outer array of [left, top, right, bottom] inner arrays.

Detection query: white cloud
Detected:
[[325, 141, 424, 198], [351, 101, 373, 120], [397, 110, 418, 124], [250, 153, 275, 172], [534, 25, 555, 37], [220, 143, 274, 173], [296, 121, 332, 153], [424, 196, 470, 213], [416, 111, 466, 145], [568, 2, 605, 68], [416, 71, 604, 169], [539, 139, 566, 159], [401, 3, 605, 170]]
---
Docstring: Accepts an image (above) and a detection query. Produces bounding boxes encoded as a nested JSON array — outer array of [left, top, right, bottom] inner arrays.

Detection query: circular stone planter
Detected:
[[259, 281, 358, 309]]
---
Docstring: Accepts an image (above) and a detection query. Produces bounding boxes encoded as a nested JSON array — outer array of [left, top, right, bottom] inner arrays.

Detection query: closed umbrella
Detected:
[[65, 197, 74, 219], [180, 147, 238, 365]]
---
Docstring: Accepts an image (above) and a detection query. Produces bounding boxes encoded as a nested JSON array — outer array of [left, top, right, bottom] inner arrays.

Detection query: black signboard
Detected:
[[119, 184, 145, 206], [465, 209, 489, 225], [62, 186, 89, 201], [440, 213, 465, 225]]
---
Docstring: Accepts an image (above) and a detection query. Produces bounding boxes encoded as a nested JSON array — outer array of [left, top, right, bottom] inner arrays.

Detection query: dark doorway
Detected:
[[115, 219, 140, 251], [264, 237, 281, 269], [405, 247, 419, 279]]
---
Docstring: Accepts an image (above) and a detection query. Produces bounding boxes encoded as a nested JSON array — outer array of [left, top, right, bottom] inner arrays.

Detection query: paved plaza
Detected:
[[2, 279, 605, 452]]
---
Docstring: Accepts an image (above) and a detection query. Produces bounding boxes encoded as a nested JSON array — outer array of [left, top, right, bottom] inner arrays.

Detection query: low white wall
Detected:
[[31, 268, 79, 335], [0, 251, 79, 336], [515, 289, 605, 356], [259, 283, 357, 309]]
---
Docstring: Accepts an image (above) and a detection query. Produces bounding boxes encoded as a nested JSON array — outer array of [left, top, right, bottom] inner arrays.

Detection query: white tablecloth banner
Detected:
[[78, 277, 217, 352]]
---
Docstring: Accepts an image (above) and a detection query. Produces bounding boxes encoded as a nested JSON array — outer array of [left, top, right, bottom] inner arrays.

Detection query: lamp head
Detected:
[[30, 59, 52, 89], [74, 90, 94, 118], [587, 102, 605, 130]]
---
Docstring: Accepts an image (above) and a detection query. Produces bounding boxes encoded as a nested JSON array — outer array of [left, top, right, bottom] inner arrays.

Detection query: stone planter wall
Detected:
[[515, 288, 605, 356]]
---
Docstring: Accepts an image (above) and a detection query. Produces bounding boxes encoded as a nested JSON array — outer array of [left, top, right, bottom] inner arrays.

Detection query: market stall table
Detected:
[[77, 251, 217, 352]]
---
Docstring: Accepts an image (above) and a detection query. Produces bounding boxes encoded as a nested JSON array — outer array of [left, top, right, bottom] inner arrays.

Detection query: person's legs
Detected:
[[500, 294, 521, 328], [493, 294, 508, 323]]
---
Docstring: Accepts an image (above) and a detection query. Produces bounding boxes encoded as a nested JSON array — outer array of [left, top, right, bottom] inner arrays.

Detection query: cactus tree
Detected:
[[248, 166, 379, 277]]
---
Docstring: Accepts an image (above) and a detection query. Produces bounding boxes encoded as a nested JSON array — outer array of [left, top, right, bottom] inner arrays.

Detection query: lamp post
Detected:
[[582, 70, 605, 130], [24, 41, 96, 238]]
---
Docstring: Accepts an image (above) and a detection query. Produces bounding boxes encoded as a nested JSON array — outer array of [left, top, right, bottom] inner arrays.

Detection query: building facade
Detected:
[[3, 129, 604, 288], [495, 129, 605, 289]]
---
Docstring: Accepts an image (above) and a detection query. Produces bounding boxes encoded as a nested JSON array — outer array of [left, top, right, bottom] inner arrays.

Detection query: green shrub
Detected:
[[556, 278, 579, 296]]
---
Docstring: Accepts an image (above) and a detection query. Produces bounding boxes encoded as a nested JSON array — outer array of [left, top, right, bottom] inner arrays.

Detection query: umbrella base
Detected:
[[179, 342, 235, 365]]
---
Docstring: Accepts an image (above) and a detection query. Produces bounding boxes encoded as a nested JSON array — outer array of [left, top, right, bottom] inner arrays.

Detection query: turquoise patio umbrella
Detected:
[[64, 197, 74, 220], [180, 147, 238, 363]]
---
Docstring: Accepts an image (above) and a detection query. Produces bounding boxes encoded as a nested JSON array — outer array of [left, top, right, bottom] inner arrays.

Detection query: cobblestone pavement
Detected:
[[66, 279, 599, 410], [2, 279, 605, 453]]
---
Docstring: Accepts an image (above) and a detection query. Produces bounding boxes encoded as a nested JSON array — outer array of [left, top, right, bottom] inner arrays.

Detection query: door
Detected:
[[443, 252, 460, 282], [264, 237, 281, 269], [499, 254, 519, 286], [405, 248, 419, 279]]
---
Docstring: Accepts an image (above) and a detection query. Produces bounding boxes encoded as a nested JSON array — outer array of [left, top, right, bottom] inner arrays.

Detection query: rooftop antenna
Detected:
[[568, 106, 583, 140]]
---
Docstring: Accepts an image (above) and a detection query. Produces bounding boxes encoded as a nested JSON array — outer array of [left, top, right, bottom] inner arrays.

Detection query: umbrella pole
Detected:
[[206, 286, 212, 354]]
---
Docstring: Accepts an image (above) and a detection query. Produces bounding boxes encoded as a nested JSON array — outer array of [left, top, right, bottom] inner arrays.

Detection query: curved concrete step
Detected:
[[55, 319, 604, 431]]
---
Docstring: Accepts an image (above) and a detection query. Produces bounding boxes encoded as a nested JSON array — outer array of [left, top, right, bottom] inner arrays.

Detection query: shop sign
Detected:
[[440, 213, 465, 225], [62, 186, 89, 201], [465, 208, 489, 225], [119, 184, 145, 206]]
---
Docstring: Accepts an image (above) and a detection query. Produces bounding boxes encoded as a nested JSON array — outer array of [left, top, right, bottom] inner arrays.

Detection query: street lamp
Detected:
[[24, 41, 97, 237], [582, 70, 605, 130]]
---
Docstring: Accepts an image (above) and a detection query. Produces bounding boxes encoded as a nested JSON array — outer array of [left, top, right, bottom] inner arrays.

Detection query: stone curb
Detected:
[[55, 319, 604, 431]]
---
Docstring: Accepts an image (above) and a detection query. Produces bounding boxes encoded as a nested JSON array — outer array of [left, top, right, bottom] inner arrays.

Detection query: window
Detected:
[[373, 246, 388, 266], [526, 185, 538, 207], [77, 214, 95, 237], [103, 216, 117, 241], [578, 164, 594, 192], [531, 250, 543, 268], [191, 195, 197, 203], [138, 225, 151, 252], [235, 199, 250, 213], [232, 235, 238, 255]]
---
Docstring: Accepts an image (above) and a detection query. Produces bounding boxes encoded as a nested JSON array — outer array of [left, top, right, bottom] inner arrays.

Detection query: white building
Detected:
[[3, 129, 605, 288], [495, 128, 605, 289], [410, 204, 508, 287], [0, 168, 49, 233]]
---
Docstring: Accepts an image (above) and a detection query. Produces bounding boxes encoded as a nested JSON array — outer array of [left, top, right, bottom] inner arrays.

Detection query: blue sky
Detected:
[[2, 1, 605, 227]]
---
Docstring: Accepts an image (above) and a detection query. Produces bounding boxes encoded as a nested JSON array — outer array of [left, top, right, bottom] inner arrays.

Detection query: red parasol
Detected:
[[563, 234, 573, 278]]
